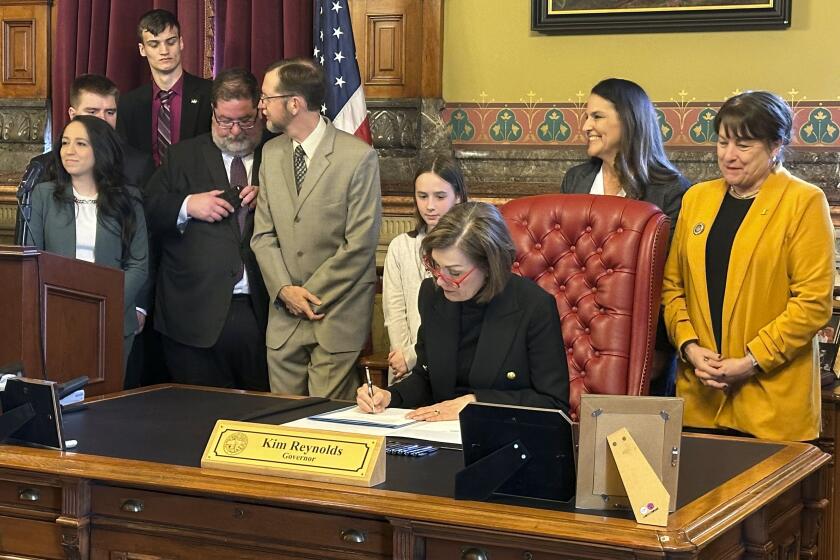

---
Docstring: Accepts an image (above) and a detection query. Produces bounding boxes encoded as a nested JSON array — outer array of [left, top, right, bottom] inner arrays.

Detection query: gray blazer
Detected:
[[252, 120, 382, 353], [559, 159, 689, 237], [28, 182, 148, 336]]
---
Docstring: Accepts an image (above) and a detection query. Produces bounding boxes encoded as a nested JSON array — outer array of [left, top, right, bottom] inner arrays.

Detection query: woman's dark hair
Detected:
[[53, 115, 139, 263], [590, 78, 683, 200], [421, 202, 514, 304], [409, 154, 469, 237], [713, 91, 792, 164]]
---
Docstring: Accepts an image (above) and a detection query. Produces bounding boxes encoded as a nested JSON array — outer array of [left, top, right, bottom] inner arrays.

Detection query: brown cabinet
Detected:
[[818, 382, 840, 560]]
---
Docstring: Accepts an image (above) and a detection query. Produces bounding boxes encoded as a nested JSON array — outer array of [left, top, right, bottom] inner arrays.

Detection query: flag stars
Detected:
[[320, 55, 325, 65], [334, 51, 345, 63], [335, 76, 346, 88], [321, 104, 328, 114], [332, 27, 344, 39], [331, 1, 343, 13], [320, 30, 324, 41], [314, 47, 320, 57]]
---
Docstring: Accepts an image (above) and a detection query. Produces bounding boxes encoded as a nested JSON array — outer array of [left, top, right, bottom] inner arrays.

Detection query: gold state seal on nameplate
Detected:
[[222, 432, 248, 455]]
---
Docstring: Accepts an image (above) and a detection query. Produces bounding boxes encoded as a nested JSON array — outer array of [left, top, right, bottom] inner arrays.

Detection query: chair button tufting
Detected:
[[570, 245, 575, 252], [585, 226, 592, 232], [554, 223, 561, 230], [567, 348, 573, 354], [559, 285, 566, 291], [595, 351, 601, 357], [548, 266, 554, 272], [591, 287, 597, 293], [572, 306, 578, 313], [580, 266, 586, 272], [617, 228, 623, 233], [535, 243, 542, 250], [513, 262, 520, 268], [596, 248, 603, 254], [584, 328, 590, 334], [608, 268, 613, 274]]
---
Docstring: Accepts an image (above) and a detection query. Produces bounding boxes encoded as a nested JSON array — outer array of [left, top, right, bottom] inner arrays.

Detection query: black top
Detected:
[[456, 299, 487, 391], [706, 192, 755, 350]]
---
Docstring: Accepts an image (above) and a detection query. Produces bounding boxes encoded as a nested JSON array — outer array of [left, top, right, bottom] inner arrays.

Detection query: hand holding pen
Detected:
[[356, 373, 392, 414]]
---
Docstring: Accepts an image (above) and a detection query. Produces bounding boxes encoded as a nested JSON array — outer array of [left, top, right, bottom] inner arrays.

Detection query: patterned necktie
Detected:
[[230, 156, 248, 283], [229, 156, 248, 235], [293, 145, 307, 193], [157, 89, 175, 165]]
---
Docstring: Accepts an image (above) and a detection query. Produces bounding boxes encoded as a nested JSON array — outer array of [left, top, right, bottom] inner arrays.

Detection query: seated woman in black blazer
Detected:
[[560, 78, 689, 234], [356, 202, 570, 421]]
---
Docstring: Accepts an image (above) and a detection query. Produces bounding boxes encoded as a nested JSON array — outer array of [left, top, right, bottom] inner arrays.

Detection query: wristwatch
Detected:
[[746, 351, 759, 370]]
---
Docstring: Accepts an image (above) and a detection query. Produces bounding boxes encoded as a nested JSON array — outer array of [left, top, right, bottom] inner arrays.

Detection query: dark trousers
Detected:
[[162, 295, 269, 391], [125, 317, 171, 389]]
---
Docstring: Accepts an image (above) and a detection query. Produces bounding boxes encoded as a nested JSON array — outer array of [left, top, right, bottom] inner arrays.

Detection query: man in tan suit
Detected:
[[252, 58, 381, 400]]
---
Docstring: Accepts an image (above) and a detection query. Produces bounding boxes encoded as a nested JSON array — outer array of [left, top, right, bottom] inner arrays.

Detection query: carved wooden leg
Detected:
[[801, 469, 829, 559], [391, 518, 423, 560], [58, 479, 91, 560]]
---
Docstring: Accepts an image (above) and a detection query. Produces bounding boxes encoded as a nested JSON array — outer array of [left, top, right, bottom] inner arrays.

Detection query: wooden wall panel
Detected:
[[350, 0, 442, 99], [0, 2, 49, 98]]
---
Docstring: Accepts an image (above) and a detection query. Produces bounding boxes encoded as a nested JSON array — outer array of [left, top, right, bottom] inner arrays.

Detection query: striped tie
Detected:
[[157, 89, 175, 165], [293, 145, 307, 193]]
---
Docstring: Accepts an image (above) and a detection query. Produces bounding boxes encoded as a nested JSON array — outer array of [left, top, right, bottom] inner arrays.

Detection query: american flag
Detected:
[[314, 0, 372, 145]]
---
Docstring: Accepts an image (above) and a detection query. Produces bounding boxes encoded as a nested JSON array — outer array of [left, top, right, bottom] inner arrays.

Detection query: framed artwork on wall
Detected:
[[532, 0, 792, 34]]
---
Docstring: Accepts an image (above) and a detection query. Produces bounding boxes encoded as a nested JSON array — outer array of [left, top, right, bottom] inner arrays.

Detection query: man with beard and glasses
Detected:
[[143, 68, 269, 390]]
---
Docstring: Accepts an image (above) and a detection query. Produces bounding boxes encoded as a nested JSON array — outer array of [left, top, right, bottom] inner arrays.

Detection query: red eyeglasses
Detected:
[[422, 256, 477, 288]]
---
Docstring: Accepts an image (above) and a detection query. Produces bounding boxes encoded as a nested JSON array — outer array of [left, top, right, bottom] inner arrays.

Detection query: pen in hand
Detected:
[[364, 366, 376, 414]]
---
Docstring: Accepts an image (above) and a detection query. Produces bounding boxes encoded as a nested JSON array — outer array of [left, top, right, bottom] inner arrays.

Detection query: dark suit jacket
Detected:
[[389, 275, 570, 411], [559, 159, 689, 237], [26, 141, 154, 190], [27, 182, 148, 336], [144, 133, 269, 348], [116, 72, 212, 156]]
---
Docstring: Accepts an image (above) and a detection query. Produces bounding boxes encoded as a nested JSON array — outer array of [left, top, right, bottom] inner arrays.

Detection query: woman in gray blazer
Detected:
[[28, 116, 148, 371], [560, 78, 689, 396], [560, 78, 689, 236]]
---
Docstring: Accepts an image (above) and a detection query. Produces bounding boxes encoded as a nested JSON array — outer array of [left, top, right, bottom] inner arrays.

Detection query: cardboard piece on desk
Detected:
[[607, 427, 670, 526], [201, 420, 385, 487], [575, 395, 683, 512]]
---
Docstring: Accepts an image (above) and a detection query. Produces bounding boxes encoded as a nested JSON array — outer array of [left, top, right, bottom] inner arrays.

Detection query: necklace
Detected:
[[73, 197, 97, 205], [728, 185, 759, 200]]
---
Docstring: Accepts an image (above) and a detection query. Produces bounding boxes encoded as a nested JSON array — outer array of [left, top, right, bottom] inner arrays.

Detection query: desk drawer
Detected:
[[0, 476, 62, 511], [91, 485, 391, 557], [425, 538, 570, 560]]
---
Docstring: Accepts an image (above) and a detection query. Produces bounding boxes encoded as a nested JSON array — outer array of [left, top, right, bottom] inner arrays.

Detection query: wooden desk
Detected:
[[0, 386, 831, 560]]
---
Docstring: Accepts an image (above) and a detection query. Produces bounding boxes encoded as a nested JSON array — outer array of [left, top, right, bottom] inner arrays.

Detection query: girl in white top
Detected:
[[383, 155, 469, 379]]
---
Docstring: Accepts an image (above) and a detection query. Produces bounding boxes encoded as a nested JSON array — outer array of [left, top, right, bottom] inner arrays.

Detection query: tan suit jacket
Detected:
[[252, 120, 381, 353], [662, 168, 834, 441]]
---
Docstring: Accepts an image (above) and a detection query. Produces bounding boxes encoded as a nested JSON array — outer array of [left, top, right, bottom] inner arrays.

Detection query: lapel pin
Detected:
[[506, 371, 517, 380], [692, 223, 705, 235], [761, 209, 768, 215], [190, 98, 199, 104]]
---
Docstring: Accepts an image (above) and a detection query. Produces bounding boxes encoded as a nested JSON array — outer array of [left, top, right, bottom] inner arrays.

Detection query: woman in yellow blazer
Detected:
[[662, 91, 834, 441]]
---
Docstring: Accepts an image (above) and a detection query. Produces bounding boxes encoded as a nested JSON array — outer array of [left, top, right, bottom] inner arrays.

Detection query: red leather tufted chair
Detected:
[[500, 194, 670, 421]]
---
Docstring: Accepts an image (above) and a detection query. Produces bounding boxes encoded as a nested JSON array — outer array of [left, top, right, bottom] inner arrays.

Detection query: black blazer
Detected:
[[559, 159, 689, 236], [116, 72, 213, 156], [26, 141, 154, 190], [389, 275, 570, 411], [144, 133, 269, 348]]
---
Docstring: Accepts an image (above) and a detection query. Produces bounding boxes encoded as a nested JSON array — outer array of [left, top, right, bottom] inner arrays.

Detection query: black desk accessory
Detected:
[[0, 377, 65, 450], [56, 376, 88, 400], [455, 402, 576, 503], [235, 396, 330, 423]]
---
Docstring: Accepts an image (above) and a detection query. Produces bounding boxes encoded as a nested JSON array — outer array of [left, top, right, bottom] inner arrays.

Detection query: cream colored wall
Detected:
[[443, 1, 840, 103]]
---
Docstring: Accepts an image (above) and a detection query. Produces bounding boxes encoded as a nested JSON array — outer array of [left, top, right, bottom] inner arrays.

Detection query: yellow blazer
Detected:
[[662, 168, 834, 441]]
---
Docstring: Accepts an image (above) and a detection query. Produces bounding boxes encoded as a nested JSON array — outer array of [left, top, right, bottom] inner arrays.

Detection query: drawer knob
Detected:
[[18, 488, 40, 502], [120, 499, 144, 513], [461, 547, 488, 560], [340, 528, 366, 544]]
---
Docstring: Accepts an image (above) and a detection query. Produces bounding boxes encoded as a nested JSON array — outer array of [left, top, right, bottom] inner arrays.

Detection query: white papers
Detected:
[[284, 406, 462, 445]]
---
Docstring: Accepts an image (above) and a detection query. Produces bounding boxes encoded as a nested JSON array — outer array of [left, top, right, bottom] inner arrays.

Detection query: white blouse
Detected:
[[589, 166, 626, 197], [73, 188, 97, 263], [382, 232, 429, 378]]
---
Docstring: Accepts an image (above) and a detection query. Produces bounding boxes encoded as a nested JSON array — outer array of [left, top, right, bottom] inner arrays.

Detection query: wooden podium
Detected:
[[0, 245, 124, 396]]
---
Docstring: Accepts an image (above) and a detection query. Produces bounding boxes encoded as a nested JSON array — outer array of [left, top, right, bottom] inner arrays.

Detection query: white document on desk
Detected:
[[284, 406, 462, 445]]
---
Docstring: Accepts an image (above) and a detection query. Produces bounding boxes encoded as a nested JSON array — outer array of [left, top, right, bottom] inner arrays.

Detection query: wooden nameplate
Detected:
[[201, 420, 385, 487]]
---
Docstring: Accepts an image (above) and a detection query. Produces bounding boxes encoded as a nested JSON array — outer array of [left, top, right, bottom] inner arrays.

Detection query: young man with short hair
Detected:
[[117, 9, 212, 166]]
